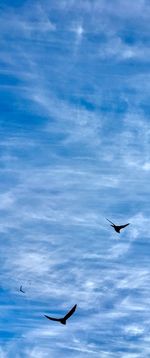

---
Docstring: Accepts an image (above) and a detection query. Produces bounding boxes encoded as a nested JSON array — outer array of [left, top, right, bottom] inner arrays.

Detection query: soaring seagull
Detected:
[[20, 285, 25, 294], [106, 218, 130, 233], [44, 304, 77, 325]]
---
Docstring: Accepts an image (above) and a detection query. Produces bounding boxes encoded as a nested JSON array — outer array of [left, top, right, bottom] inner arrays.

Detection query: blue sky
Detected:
[[0, 0, 150, 357]]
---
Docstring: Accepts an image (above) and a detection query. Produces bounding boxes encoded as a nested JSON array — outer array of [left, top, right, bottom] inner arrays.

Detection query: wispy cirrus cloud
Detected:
[[0, 0, 150, 357]]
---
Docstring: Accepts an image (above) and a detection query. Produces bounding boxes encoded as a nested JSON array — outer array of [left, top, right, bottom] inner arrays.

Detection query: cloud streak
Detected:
[[0, 0, 150, 357]]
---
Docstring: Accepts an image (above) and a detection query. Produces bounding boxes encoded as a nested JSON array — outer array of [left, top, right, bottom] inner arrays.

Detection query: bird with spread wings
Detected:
[[44, 304, 77, 325], [106, 218, 130, 233], [20, 285, 25, 294]]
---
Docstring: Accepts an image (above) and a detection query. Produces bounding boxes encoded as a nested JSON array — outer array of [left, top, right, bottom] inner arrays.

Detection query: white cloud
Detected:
[[0, 1, 150, 357]]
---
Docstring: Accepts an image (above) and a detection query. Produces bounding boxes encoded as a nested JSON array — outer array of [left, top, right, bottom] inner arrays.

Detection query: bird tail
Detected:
[[60, 318, 66, 325]]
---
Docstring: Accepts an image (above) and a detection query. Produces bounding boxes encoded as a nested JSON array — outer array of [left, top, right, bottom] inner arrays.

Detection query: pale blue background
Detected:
[[0, 0, 150, 357]]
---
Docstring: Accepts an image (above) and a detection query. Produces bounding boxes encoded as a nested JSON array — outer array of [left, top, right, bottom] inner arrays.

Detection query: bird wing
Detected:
[[119, 223, 130, 229], [106, 218, 115, 226], [44, 315, 60, 322], [64, 304, 77, 321], [20, 286, 25, 293]]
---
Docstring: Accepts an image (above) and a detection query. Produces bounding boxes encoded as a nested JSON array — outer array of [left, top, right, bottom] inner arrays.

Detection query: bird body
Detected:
[[44, 304, 77, 325], [106, 218, 130, 233]]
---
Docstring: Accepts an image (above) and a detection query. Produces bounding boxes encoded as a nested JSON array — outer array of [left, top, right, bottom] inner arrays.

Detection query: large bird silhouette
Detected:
[[106, 218, 130, 233], [44, 304, 77, 325]]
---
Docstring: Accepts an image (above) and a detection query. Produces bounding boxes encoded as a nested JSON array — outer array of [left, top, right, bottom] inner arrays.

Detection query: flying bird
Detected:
[[20, 285, 25, 294], [106, 218, 130, 233], [44, 304, 77, 325]]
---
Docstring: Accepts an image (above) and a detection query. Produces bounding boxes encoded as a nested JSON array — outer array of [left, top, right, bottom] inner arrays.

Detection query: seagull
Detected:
[[20, 285, 25, 294], [106, 218, 130, 233], [44, 304, 77, 325]]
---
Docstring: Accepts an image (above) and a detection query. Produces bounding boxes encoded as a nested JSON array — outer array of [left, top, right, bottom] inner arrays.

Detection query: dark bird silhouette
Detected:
[[44, 304, 77, 325], [106, 218, 130, 233], [20, 285, 25, 294]]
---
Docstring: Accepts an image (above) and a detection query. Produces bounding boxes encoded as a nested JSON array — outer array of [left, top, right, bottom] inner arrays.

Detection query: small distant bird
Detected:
[[106, 218, 130, 233], [20, 285, 25, 294], [44, 304, 77, 325]]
